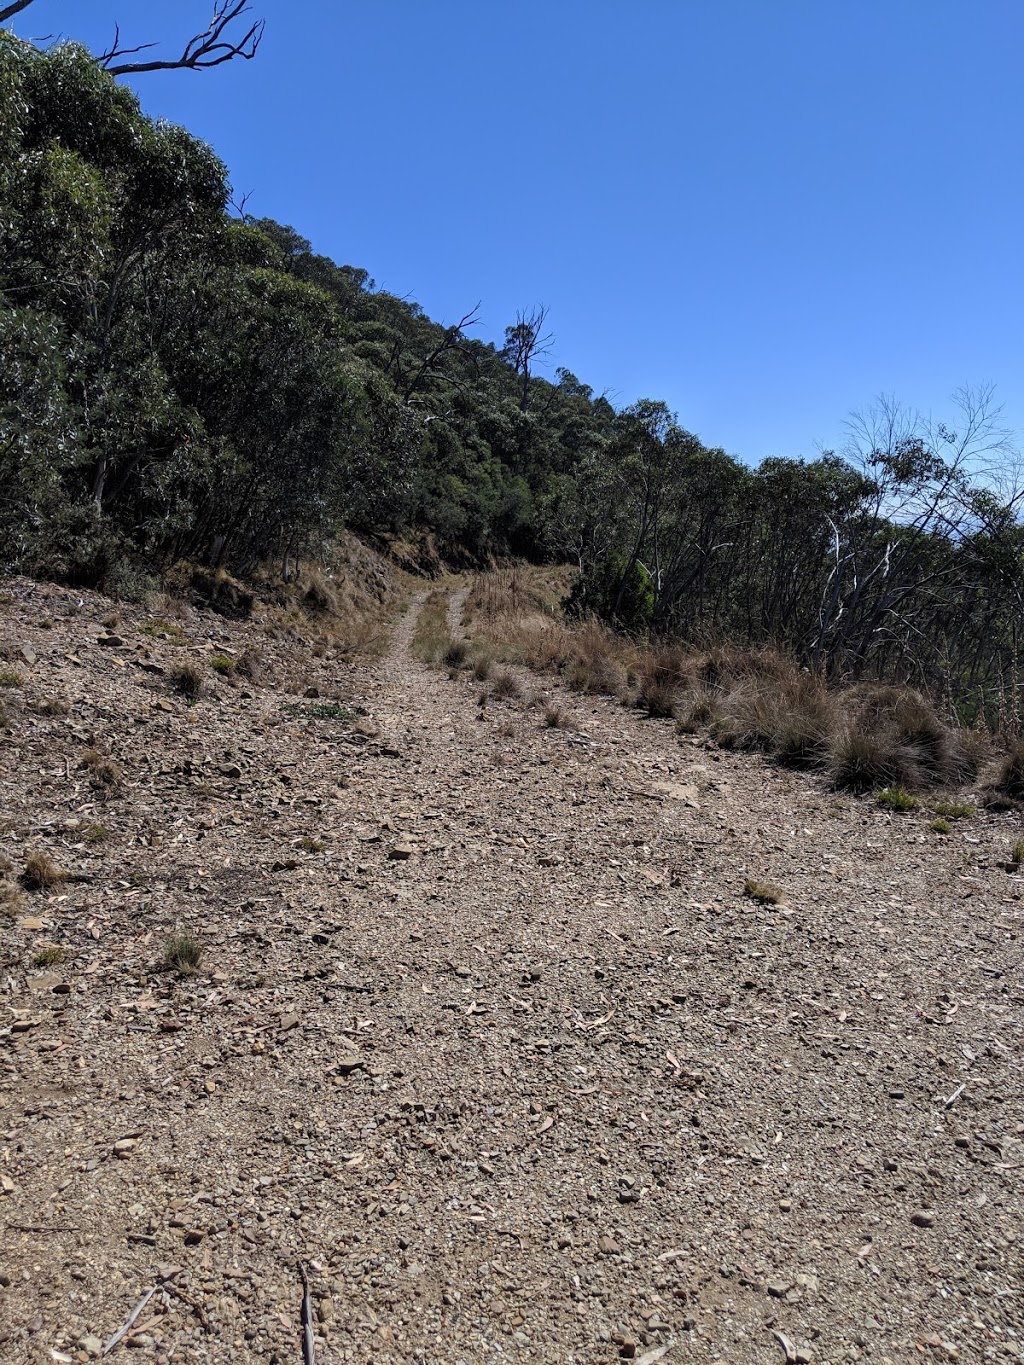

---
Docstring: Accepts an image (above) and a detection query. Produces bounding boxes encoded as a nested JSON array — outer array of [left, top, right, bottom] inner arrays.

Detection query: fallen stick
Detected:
[[102, 1285, 155, 1356], [298, 1261, 315, 1365]]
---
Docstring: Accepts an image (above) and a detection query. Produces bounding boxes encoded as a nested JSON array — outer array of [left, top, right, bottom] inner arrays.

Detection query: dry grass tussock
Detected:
[[462, 567, 996, 794], [412, 590, 457, 665]]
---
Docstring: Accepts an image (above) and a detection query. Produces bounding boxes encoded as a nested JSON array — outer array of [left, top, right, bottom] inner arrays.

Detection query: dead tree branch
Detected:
[[0, 1, 34, 22], [99, 2, 264, 75]]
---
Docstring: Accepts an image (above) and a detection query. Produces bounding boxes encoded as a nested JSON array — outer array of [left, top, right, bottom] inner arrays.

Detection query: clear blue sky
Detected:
[[17, 0, 1024, 463]]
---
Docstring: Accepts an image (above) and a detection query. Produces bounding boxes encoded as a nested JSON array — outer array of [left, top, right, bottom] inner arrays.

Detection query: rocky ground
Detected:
[[0, 574, 1022, 1364]]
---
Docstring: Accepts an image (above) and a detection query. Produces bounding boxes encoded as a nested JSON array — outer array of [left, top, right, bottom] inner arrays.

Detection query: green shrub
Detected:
[[876, 786, 921, 811], [164, 930, 202, 975]]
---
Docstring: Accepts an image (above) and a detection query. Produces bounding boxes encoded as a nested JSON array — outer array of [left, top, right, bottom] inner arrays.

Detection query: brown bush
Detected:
[[443, 639, 472, 669], [22, 851, 67, 891], [491, 669, 521, 700], [996, 740, 1024, 799], [81, 748, 121, 792], [829, 725, 924, 793], [843, 684, 986, 786], [634, 646, 691, 718], [165, 562, 254, 618], [169, 661, 205, 701]]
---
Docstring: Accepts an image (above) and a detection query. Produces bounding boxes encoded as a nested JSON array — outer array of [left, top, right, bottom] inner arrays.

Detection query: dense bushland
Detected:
[[3, 30, 1024, 717]]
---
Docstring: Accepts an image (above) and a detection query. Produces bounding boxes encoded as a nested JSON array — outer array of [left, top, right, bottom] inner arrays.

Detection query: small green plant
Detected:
[[169, 662, 204, 701], [33, 945, 65, 967], [299, 835, 325, 853], [543, 703, 569, 729], [743, 878, 786, 906], [21, 851, 67, 891], [81, 823, 108, 843], [0, 700, 7, 730], [876, 786, 921, 811], [139, 617, 188, 643], [164, 930, 203, 975], [288, 701, 354, 722], [209, 653, 236, 675], [933, 800, 975, 819], [931, 818, 952, 834], [0, 668, 23, 688], [473, 653, 493, 682], [1010, 838, 1024, 867]]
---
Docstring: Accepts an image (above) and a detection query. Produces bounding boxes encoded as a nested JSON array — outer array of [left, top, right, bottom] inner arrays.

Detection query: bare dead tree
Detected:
[[503, 305, 553, 410], [0, 1, 264, 75], [401, 306, 481, 404]]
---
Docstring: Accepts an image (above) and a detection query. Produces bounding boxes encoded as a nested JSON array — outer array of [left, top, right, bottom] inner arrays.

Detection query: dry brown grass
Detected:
[[80, 747, 121, 792], [413, 590, 455, 665], [28, 695, 69, 716], [0, 876, 23, 916], [461, 569, 993, 795], [22, 850, 66, 891], [995, 741, 1024, 800], [169, 661, 205, 701], [543, 703, 570, 729], [491, 669, 522, 701]]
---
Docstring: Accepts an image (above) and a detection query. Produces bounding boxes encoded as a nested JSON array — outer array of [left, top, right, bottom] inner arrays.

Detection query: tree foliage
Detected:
[[1, 35, 1023, 710]]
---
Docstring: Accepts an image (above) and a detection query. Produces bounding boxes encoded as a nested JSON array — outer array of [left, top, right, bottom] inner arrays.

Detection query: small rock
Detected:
[[114, 1139, 136, 1158], [388, 844, 415, 860], [911, 1210, 936, 1228], [304, 686, 320, 698], [767, 1279, 794, 1298], [220, 763, 242, 779], [18, 917, 44, 931], [597, 1234, 619, 1254], [779, 1198, 793, 1212], [278, 1013, 300, 1031], [78, 1336, 103, 1358], [27, 973, 63, 992], [888, 1088, 905, 1100], [317, 1299, 335, 1324], [97, 633, 124, 647], [184, 1229, 205, 1245], [19, 645, 36, 667]]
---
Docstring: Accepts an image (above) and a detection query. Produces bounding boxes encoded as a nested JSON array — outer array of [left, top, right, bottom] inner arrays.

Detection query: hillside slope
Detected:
[[0, 577, 1022, 1364]]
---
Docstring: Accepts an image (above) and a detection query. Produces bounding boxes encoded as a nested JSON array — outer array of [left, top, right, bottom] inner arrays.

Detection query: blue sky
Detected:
[[17, 0, 1024, 463]]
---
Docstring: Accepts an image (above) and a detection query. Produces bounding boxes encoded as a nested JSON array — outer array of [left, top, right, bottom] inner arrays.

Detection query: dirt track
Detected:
[[1, 578, 1022, 1364]]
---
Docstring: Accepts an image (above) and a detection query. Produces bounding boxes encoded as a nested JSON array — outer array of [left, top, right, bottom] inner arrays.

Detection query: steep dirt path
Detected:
[[1, 580, 1022, 1365]]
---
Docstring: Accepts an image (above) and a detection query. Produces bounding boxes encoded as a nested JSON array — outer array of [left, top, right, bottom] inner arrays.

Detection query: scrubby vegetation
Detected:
[[460, 566, 1007, 794], [2, 15, 1024, 745]]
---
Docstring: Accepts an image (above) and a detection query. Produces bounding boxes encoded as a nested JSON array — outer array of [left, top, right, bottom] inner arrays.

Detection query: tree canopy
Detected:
[[1, 32, 1023, 712]]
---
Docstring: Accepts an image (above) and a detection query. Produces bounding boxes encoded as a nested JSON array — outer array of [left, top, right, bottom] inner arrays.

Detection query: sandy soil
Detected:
[[0, 576, 1022, 1364]]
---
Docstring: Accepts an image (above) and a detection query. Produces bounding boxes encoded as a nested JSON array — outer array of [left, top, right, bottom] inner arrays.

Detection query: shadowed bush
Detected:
[[996, 741, 1024, 800], [830, 726, 924, 793]]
